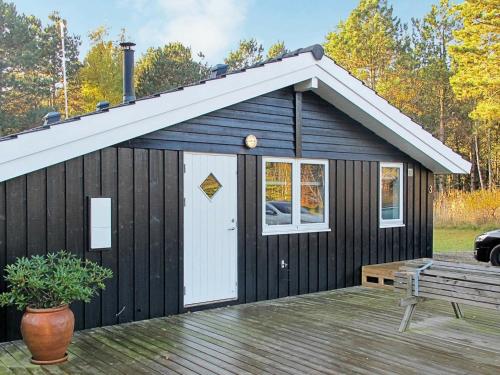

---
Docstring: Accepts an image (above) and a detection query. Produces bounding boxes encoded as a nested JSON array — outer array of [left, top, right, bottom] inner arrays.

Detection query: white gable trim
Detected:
[[0, 52, 470, 182]]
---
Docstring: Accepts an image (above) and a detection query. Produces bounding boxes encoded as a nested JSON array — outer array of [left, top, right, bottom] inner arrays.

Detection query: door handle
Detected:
[[228, 227, 236, 231]]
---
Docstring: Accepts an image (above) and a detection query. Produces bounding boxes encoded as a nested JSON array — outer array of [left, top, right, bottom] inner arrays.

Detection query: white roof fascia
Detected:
[[0, 54, 317, 182]]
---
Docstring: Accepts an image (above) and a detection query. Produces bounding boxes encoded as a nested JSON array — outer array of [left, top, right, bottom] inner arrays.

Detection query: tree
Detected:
[[76, 27, 122, 113], [449, 0, 499, 189], [135, 43, 209, 97], [449, 0, 499, 123], [0, 1, 80, 135], [224, 38, 264, 71], [323, 0, 400, 89], [267, 41, 287, 59]]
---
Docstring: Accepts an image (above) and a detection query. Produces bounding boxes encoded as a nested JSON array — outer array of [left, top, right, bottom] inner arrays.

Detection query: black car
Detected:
[[474, 229, 500, 266]]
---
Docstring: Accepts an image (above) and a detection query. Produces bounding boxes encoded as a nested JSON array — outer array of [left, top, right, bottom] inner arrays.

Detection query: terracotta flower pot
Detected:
[[21, 305, 74, 365]]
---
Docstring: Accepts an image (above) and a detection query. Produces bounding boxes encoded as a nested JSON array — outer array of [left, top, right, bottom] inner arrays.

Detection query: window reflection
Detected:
[[265, 162, 292, 225], [301, 164, 325, 224], [381, 167, 401, 220]]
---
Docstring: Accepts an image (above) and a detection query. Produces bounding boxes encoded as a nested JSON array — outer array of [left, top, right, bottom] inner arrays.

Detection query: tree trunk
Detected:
[[487, 129, 492, 189], [437, 88, 446, 192], [470, 144, 476, 191], [474, 134, 484, 189]]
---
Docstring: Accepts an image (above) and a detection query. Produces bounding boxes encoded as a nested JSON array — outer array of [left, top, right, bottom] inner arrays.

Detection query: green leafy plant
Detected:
[[0, 251, 113, 311]]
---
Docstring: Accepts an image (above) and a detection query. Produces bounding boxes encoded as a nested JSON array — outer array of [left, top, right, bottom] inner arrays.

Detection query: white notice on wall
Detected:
[[90, 198, 112, 249]]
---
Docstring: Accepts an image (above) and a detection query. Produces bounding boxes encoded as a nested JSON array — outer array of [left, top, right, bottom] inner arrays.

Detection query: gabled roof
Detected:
[[0, 45, 470, 182]]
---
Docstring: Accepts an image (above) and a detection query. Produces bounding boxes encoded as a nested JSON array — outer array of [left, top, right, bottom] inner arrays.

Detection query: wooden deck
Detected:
[[1, 287, 499, 374]]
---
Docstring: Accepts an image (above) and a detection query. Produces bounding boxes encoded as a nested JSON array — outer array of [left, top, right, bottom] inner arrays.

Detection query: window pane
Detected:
[[265, 162, 292, 225], [381, 167, 401, 220], [301, 164, 325, 224]]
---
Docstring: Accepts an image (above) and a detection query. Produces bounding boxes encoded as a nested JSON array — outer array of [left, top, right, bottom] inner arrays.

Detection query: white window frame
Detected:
[[262, 157, 330, 235], [379, 162, 404, 228]]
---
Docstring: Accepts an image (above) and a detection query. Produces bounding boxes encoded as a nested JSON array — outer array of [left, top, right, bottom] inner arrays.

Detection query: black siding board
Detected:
[[414, 165, 421, 259], [149, 149, 165, 318], [0, 182, 5, 339], [133, 149, 149, 321], [427, 171, 434, 258], [361, 162, 370, 266], [237, 155, 246, 304], [156, 124, 294, 141], [65, 157, 85, 329], [256, 156, 268, 301], [83, 151, 101, 329], [345, 161, 354, 287], [26, 169, 46, 257], [299, 233, 309, 294], [100, 148, 119, 326], [386, 228, 393, 263], [278, 234, 289, 297], [327, 160, 336, 290], [46, 163, 66, 251], [5, 176, 26, 340], [369, 162, 378, 264], [126, 139, 295, 158], [318, 232, 328, 292], [185, 116, 294, 133], [336, 161, 346, 289], [406, 163, 414, 260], [164, 150, 180, 315], [353, 161, 362, 284], [117, 148, 134, 323], [308, 233, 319, 293], [288, 234, 299, 296], [400, 164, 408, 261], [244, 156, 257, 303], [267, 235, 278, 300]]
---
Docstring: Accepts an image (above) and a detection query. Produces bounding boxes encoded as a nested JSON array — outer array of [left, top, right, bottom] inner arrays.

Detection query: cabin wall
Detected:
[[0, 148, 432, 342], [0, 148, 182, 342], [0, 88, 434, 342], [125, 88, 410, 162]]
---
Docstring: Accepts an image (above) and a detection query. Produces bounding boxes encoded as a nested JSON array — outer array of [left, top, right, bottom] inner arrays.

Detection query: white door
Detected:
[[183, 152, 238, 306]]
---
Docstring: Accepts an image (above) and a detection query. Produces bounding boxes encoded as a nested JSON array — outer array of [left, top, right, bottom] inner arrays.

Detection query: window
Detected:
[[263, 158, 329, 235], [379, 163, 404, 228]]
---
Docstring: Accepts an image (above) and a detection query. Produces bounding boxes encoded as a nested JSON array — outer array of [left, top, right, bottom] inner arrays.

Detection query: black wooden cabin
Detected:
[[0, 45, 470, 342]]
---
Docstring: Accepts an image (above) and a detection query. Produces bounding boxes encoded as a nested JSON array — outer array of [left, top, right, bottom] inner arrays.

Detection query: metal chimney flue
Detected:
[[120, 42, 136, 103]]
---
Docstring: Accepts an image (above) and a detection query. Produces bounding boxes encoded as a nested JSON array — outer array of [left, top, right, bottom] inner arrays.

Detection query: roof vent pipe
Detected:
[[96, 101, 110, 111], [120, 41, 136, 103], [210, 64, 229, 79], [43, 111, 61, 125]]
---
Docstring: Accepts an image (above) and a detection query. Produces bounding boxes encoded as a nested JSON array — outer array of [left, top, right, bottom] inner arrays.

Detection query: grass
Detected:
[[433, 190, 499, 253], [433, 225, 498, 253]]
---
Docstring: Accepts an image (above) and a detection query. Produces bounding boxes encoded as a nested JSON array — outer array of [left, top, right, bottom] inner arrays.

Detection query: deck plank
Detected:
[[0, 287, 499, 374]]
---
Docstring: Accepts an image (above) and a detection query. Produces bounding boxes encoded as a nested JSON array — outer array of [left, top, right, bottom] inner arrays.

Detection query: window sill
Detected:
[[379, 223, 405, 229], [262, 227, 331, 236]]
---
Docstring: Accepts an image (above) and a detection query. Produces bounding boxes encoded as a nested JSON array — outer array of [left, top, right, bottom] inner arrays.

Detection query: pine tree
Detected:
[[135, 43, 209, 97], [323, 0, 400, 90], [267, 41, 287, 59], [224, 38, 264, 71]]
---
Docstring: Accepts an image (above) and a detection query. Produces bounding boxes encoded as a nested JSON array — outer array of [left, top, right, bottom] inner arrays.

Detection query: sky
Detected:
[[13, 0, 446, 64]]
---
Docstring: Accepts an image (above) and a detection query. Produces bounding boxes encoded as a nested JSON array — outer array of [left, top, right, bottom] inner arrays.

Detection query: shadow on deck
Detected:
[[1, 287, 499, 374]]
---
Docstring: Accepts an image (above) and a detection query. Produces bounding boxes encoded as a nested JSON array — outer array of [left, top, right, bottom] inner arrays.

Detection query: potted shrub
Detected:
[[0, 251, 113, 365]]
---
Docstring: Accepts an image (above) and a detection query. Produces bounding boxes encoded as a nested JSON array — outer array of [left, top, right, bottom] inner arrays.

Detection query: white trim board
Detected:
[[0, 51, 471, 182]]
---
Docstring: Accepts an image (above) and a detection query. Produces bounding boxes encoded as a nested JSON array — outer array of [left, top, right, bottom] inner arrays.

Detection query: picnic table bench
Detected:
[[394, 259, 500, 332]]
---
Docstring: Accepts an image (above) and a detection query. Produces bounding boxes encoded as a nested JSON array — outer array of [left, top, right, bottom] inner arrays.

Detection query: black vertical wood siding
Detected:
[[237, 155, 432, 305], [0, 148, 182, 341], [0, 87, 435, 342]]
